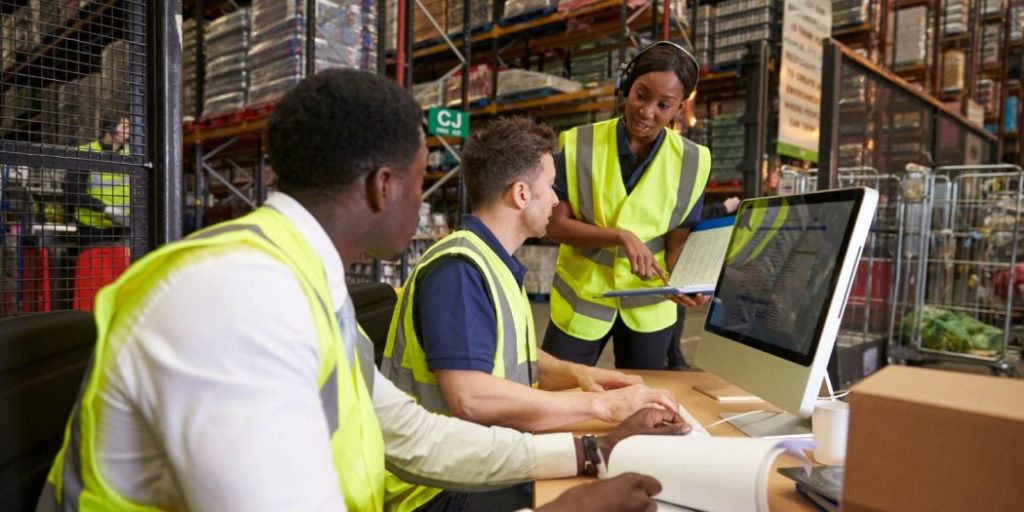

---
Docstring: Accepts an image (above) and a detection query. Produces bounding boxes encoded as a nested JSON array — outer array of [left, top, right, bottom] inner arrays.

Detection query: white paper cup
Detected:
[[812, 400, 850, 466]]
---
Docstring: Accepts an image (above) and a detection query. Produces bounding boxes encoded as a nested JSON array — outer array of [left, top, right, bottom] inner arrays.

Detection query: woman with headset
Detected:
[[544, 41, 712, 369]]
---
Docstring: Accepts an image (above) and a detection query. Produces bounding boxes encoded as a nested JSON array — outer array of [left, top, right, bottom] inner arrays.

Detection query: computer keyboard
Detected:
[[677, 403, 710, 437]]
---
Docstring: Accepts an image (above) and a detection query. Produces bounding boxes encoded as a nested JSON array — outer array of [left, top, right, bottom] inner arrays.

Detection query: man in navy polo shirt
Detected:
[[381, 117, 680, 511]]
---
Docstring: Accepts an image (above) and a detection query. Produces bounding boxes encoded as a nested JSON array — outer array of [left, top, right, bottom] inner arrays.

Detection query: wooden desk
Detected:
[[534, 370, 813, 511]]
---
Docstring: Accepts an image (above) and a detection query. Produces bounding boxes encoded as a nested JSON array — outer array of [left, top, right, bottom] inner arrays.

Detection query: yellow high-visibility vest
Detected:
[[75, 140, 131, 229], [380, 230, 538, 512], [552, 118, 711, 339], [39, 206, 386, 511]]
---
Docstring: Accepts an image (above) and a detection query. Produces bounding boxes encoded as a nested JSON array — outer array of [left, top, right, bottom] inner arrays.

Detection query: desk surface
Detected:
[[534, 370, 813, 511]]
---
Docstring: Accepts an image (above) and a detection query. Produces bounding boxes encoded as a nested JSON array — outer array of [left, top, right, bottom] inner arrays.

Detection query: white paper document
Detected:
[[603, 217, 735, 298], [605, 435, 814, 512]]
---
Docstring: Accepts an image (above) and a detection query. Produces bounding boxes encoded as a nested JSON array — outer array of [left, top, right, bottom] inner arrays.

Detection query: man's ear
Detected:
[[508, 181, 530, 210], [365, 166, 393, 214]]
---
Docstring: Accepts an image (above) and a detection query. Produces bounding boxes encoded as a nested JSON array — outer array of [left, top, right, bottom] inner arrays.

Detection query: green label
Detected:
[[426, 107, 470, 139], [776, 141, 819, 163]]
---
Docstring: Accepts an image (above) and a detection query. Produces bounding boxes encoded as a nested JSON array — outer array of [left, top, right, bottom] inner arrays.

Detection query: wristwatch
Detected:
[[580, 434, 606, 477]]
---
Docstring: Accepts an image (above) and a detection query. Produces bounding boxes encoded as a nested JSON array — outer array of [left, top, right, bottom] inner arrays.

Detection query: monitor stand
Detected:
[[720, 410, 812, 439], [719, 374, 834, 439]]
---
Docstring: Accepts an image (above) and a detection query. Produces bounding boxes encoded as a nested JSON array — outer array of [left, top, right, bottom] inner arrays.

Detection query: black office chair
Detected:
[[349, 282, 398, 367], [0, 311, 95, 511]]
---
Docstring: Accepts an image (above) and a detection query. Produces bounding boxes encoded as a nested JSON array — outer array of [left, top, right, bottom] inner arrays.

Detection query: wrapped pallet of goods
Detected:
[[39, 82, 61, 146], [888, 6, 929, 68], [496, 69, 581, 102], [203, 8, 251, 118], [12, 6, 38, 53], [448, 0, 495, 35], [384, 0, 446, 50], [100, 40, 130, 119], [32, 0, 77, 39], [63, 73, 102, 147], [941, 50, 965, 93], [833, 0, 870, 29], [444, 64, 493, 107], [568, 49, 615, 88], [182, 18, 200, 121], [248, 0, 378, 107], [502, 0, 558, 21]]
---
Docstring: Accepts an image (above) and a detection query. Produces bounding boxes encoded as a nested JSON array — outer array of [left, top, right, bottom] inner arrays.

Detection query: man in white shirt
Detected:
[[37, 69, 689, 512]]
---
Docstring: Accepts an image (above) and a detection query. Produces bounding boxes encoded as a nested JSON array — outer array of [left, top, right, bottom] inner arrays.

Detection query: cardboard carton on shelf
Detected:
[[843, 365, 1024, 512]]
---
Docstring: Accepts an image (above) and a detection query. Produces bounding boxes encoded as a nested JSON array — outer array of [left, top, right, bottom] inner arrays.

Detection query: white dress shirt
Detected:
[[92, 192, 576, 511]]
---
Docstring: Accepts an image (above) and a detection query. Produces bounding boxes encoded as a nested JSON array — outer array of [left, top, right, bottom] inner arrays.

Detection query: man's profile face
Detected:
[[112, 118, 129, 148], [523, 153, 558, 238], [382, 134, 427, 258]]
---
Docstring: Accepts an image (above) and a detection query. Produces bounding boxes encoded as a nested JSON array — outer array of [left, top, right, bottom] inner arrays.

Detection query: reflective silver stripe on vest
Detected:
[[574, 246, 615, 267], [383, 271, 452, 414], [34, 482, 58, 512], [575, 236, 665, 269], [192, 221, 345, 434], [384, 235, 533, 414], [320, 365, 340, 434], [667, 138, 702, 229], [645, 236, 665, 255], [619, 294, 667, 309], [355, 330, 376, 394], [552, 273, 617, 322], [575, 124, 596, 224]]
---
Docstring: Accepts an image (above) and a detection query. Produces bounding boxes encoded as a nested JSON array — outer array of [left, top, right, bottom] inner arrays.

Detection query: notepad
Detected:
[[602, 216, 734, 298]]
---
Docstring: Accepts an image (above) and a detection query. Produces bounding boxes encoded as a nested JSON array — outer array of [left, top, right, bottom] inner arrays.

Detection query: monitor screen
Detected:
[[704, 192, 862, 366]]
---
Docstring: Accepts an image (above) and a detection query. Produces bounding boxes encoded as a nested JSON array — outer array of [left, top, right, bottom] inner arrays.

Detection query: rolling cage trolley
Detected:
[[779, 166, 900, 388], [890, 164, 1023, 377]]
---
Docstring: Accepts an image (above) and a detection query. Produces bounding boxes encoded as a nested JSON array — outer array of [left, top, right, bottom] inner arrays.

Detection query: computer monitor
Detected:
[[694, 187, 879, 427]]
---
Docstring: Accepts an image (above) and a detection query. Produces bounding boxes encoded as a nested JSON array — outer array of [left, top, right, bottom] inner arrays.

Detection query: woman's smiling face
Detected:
[[623, 70, 686, 144]]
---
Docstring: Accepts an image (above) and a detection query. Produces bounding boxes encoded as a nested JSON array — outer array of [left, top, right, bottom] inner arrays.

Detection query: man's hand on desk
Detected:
[[571, 364, 643, 391], [538, 473, 662, 512], [591, 384, 679, 423], [598, 408, 690, 460]]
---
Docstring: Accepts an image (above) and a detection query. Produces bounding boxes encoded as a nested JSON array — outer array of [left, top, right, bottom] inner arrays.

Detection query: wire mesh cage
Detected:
[[1, 0, 150, 317], [897, 165, 1023, 375], [884, 165, 1024, 376]]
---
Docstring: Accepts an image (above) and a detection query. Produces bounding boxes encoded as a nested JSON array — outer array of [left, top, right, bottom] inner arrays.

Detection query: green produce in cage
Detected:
[[901, 306, 1004, 356]]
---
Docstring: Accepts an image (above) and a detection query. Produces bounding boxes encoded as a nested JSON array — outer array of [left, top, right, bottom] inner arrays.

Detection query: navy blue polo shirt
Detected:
[[412, 215, 527, 373], [554, 118, 704, 228]]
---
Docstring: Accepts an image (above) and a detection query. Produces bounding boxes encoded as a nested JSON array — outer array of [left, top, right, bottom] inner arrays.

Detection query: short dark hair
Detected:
[[100, 113, 127, 136], [628, 44, 699, 99], [266, 69, 423, 195], [461, 116, 556, 209]]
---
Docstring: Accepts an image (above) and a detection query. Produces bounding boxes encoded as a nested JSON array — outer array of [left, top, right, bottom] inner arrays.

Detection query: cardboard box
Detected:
[[843, 366, 1024, 512]]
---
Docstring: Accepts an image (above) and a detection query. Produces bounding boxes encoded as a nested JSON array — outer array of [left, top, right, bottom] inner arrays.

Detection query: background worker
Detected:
[[67, 114, 132, 247], [544, 42, 712, 369], [382, 116, 681, 511], [38, 70, 688, 512]]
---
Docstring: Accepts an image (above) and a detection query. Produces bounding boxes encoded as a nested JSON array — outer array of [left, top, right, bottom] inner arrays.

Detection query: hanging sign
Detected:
[[778, 0, 831, 162]]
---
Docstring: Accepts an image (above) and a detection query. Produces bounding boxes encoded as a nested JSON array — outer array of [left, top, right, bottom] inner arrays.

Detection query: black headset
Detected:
[[614, 41, 700, 102]]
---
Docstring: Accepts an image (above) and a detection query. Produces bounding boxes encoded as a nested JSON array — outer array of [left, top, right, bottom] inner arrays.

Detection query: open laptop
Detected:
[[602, 216, 735, 298]]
